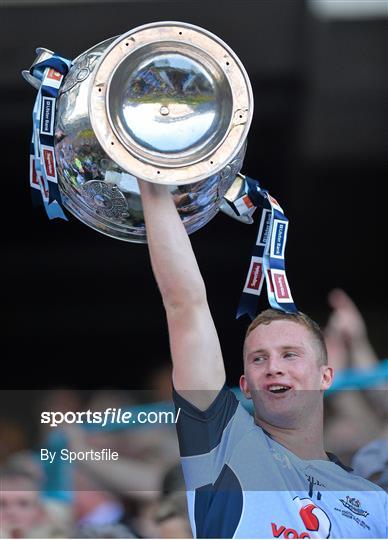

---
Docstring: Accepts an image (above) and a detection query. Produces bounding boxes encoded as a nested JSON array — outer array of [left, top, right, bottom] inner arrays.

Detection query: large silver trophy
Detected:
[[24, 21, 253, 242]]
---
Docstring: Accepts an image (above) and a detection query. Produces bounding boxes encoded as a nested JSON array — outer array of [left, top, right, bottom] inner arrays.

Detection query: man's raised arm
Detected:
[[139, 180, 225, 408]]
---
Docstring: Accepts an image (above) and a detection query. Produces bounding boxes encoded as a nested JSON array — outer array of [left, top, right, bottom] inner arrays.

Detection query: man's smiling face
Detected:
[[240, 320, 333, 428]]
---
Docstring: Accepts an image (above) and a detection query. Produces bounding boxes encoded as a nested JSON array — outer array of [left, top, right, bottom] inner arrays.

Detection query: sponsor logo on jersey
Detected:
[[271, 497, 331, 539], [271, 522, 311, 539], [339, 496, 369, 517]]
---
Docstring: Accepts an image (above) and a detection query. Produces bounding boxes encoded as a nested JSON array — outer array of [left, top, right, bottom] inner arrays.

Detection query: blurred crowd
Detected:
[[0, 289, 387, 539]]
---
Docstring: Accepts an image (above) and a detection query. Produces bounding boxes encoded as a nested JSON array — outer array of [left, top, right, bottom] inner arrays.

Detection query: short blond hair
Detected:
[[244, 309, 328, 366]]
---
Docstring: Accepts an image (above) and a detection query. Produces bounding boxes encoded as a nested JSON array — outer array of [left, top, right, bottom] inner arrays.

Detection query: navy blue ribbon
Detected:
[[237, 176, 297, 319], [29, 52, 72, 219]]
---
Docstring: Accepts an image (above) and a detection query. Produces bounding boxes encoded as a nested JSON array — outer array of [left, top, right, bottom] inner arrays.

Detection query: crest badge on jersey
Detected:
[[340, 496, 369, 517]]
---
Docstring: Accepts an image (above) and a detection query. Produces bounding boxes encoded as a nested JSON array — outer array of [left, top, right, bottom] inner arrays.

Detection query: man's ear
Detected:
[[240, 374, 251, 399], [321, 365, 334, 391]]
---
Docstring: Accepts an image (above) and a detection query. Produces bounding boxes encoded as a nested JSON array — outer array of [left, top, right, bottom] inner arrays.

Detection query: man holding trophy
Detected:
[[139, 182, 387, 539], [24, 21, 387, 539]]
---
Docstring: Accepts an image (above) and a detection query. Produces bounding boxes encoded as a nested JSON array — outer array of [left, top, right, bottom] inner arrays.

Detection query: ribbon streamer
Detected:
[[236, 176, 297, 319], [29, 52, 72, 220]]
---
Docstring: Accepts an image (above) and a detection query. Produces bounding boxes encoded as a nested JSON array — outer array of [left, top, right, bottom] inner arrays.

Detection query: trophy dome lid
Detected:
[[89, 21, 253, 185], [108, 48, 232, 164]]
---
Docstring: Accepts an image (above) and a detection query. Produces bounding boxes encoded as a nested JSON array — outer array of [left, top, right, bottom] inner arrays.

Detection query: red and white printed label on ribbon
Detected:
[[243, 257, 265, 296], [30, 154, 40, 190], [272, 270, 293, 303], [44, 68, 64, 90], [41, 145, 57, 181]]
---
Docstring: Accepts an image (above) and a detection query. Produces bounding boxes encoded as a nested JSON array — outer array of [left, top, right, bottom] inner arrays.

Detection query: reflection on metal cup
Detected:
[[24, 21, 253, 242]]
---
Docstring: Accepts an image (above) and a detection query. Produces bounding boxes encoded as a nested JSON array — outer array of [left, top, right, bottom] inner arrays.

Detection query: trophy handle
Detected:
[[219, 174, 255, 224], [22, 47, 55, 89]]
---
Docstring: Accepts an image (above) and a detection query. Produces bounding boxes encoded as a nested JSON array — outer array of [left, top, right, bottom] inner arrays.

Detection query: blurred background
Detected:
[[2, 0, 387, 387], [1, 2, 387, 537]]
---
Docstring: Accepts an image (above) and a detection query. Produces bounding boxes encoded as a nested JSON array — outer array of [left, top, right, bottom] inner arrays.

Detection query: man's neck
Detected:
[[254, 415, 328, 461]]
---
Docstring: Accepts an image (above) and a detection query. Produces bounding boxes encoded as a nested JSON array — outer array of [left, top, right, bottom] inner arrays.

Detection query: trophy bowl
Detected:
[[24, 21, 253, 242]]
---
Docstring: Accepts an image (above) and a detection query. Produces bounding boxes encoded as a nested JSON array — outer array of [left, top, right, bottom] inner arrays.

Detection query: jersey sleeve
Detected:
[[172, 384, 239, 459], [172, 385, 245, 538]]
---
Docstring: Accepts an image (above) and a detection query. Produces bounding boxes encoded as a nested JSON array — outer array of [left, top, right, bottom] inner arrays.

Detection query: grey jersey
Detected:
[[173, 385, 388, 538]]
